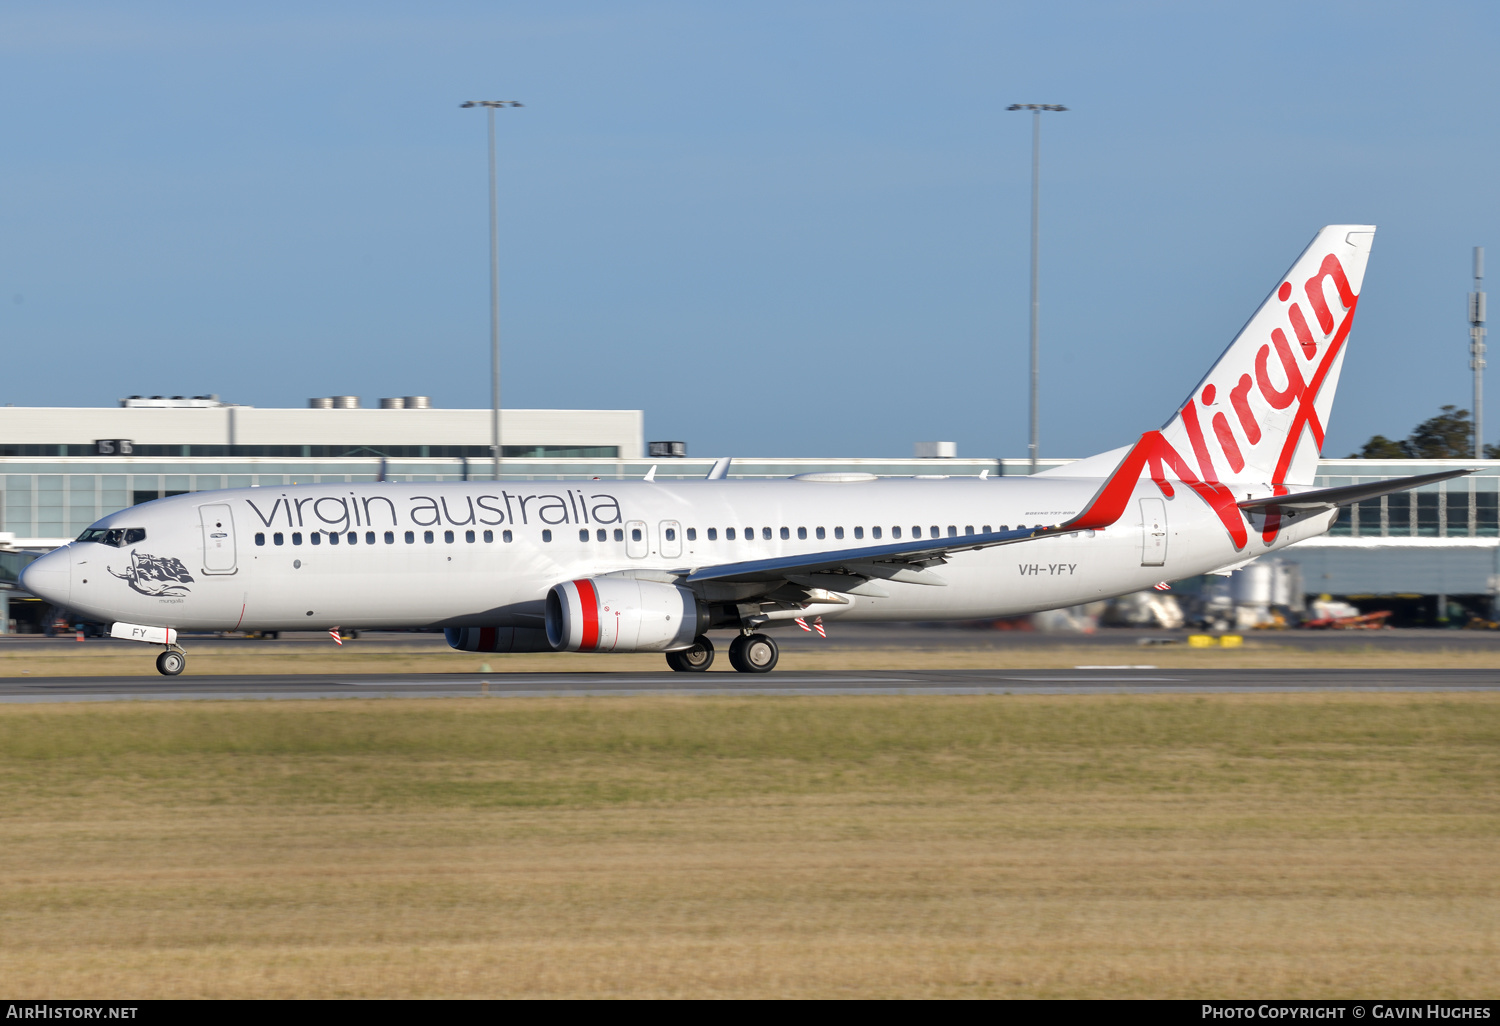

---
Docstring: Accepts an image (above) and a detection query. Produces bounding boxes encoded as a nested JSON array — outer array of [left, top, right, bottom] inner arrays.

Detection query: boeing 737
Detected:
[[21, 224, 1466, 675]]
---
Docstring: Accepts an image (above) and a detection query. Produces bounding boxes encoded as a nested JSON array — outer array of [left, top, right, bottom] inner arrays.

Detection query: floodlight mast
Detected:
[[1471, 246, 1487, 461], [461, 100, 524, 482], [1006, 104, 1068, 473]]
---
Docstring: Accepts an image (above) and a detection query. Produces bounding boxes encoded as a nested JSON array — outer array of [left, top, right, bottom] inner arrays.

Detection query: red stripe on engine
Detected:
[[575, 579, 600, 651], [478, 627, 497, 652]]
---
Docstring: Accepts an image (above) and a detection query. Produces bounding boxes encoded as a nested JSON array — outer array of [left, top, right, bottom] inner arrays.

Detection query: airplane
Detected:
[[20, 224, 1468, 676]]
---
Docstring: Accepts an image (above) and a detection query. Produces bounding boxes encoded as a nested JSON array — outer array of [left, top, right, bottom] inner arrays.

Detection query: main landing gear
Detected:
[[155, 648, 186, 676], [663, 632, 779, 674], [665, 635, 715, 672]]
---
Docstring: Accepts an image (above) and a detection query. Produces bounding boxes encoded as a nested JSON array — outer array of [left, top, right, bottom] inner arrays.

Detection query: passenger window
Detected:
[[542, 529, 552, 542], [999, 525, 1009, 532], [347, 532, 357, 544], [329, 532, 340, 545], [666, 528, 677, 542], [872, 526, 882, 539], [503, 530, 513, 542], [312, 533, 323, 546], [912, 526, 922, 538], [579, 529, 589, 542], [834, 527, 844, 540], [466, 530, 476, 543], [405, 531, 415, 543], [797, 527, 806, 540], [854, 527, 864, 539], [892, 526, 901, 539], [255, 533, 265, 546], [708, 528, 718, 541], [814, 527, 824, 540], [982, 525, 991, 533], [444, 530, 454, 543], [726, 528, 736, 540], [292, 532, 303, 545], [686, 528, 697, 541], [597, 529, 606, 541], [385, 531, 395, 544], [762, 527, 772, 540], [631, 527, 642, 542], [965, 526, 975, 535], [779, 527, 789, 540], [483, 530, 493, 542], [613, 528, 623, 541], [930, 526, 940, 537], [948, 526, 957, 537], [274, 532, 285, 546], [424, 530, 434, 543], [124, 528, 146, 545], [744, 527, 753, 540], [366, 531, 376, 544]]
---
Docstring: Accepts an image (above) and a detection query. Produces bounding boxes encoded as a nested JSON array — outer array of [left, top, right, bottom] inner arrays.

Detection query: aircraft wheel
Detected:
[[728, 633, 778, 674], [156, 650, 186, 676], [666, 635, 715, 673]]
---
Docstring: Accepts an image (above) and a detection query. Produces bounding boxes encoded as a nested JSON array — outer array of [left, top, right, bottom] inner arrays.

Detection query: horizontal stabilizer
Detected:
[[1236, 468, 1473, 514]]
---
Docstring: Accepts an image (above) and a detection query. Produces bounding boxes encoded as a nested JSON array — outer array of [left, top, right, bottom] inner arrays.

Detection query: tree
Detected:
[[1353, 434, 1408, 459], [1352, 406, 1475, 459]]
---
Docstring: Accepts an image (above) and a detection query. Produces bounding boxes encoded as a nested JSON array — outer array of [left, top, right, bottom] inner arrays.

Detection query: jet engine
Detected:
[[546, 577, 709, 653], [445, 627, 552, 653]]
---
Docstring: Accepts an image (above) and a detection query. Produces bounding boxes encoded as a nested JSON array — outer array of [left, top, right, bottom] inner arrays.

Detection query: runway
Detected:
[[2, 666, 1498, 702]]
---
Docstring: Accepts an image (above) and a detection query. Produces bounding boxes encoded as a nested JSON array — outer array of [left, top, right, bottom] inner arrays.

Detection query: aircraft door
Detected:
[[1139, 498, 1167, 567], [199, 503, 238, 575], [659, 521, 682, 559], [625, 520, 649, 559]]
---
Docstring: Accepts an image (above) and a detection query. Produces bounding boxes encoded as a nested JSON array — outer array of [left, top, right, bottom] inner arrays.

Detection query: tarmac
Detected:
[[1, 666, 1497, 702]]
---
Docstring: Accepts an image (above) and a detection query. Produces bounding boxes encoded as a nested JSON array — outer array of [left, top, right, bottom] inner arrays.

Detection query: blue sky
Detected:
[[2, 1, 1497, 459]]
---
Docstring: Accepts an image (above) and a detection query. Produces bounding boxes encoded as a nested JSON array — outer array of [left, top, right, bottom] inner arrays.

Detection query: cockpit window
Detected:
[[75, 527, 144, 547]]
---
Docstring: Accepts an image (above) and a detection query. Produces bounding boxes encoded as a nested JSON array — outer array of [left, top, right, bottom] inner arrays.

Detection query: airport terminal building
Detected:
[[1, 396, 1496, 630]]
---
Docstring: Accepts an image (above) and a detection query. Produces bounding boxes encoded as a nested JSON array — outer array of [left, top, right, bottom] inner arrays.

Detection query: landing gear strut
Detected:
[[665, 635, 715, 673], [728, 632, 778, 674], [156, 648, 186, 676]]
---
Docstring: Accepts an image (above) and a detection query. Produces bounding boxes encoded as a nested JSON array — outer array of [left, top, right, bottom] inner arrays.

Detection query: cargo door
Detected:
[[625, 520, 649, 559], [659, 520, 682, 559], [199, 503, 238, 574], [1139, 497, 1167, 567]]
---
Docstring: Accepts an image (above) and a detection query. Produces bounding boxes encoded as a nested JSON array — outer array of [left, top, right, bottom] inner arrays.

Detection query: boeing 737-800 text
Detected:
[[21, 225, 1466, 675]]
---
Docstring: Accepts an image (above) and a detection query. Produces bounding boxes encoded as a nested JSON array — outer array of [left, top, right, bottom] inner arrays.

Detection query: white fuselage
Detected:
[[27, 475, 1333, 633]]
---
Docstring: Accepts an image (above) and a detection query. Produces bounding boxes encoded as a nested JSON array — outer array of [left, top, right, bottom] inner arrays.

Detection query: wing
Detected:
[[682, 524, 1084, 589]]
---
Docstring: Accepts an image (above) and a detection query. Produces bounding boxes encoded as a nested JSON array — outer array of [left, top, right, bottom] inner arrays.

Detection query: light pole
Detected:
[[461, 99, 523, 482], [1470, 246, 1487, 461], [1007, 103, 1067, 473]]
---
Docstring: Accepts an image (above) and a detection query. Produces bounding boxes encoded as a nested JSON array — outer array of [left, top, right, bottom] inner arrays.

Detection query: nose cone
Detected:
[[19, 549, 71, 607]]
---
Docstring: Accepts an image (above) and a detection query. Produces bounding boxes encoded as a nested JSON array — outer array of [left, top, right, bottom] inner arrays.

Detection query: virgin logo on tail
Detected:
[[1069, 227, 1373, 551]]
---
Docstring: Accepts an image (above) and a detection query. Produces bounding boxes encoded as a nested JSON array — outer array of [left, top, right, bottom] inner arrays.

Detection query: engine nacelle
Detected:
[[445, 627, 552, 653], [546, 577, 708, 653]]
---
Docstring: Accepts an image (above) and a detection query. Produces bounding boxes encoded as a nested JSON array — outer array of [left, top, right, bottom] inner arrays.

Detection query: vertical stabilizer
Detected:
[[1159, 225, 1375, 486]]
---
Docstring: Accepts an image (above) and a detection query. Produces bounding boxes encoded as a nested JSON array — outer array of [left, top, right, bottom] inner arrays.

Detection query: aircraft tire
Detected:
[[728, 633, 778, 674], [665, 635, 715, 673], [156, 650, 185, 676]]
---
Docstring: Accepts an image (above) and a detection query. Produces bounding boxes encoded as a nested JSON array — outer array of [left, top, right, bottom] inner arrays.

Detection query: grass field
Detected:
[[4, 638, 1500, 675], [0, 693, 1496, 998]]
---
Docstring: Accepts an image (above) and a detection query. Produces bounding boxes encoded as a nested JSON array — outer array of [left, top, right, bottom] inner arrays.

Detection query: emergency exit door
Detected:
[[199, 503, 238, 574], [1139, 498, 1167, 567]]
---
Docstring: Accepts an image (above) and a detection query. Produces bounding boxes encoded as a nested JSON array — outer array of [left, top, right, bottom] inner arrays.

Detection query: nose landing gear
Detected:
[[155, 648, 186, 676]]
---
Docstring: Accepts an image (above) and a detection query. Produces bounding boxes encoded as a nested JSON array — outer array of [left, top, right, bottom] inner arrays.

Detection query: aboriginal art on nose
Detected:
[[1069, 252, 1359, 551]]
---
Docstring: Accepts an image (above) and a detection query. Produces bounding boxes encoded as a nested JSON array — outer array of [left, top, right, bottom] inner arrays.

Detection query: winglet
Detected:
[[644, 465, 658, 482], [706, 457, 731, 480]]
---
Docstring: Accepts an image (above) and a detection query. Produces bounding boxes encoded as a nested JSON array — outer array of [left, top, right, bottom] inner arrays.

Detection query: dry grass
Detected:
[[4, 638, 1500, 676], [0, 693, 1496, 998]]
